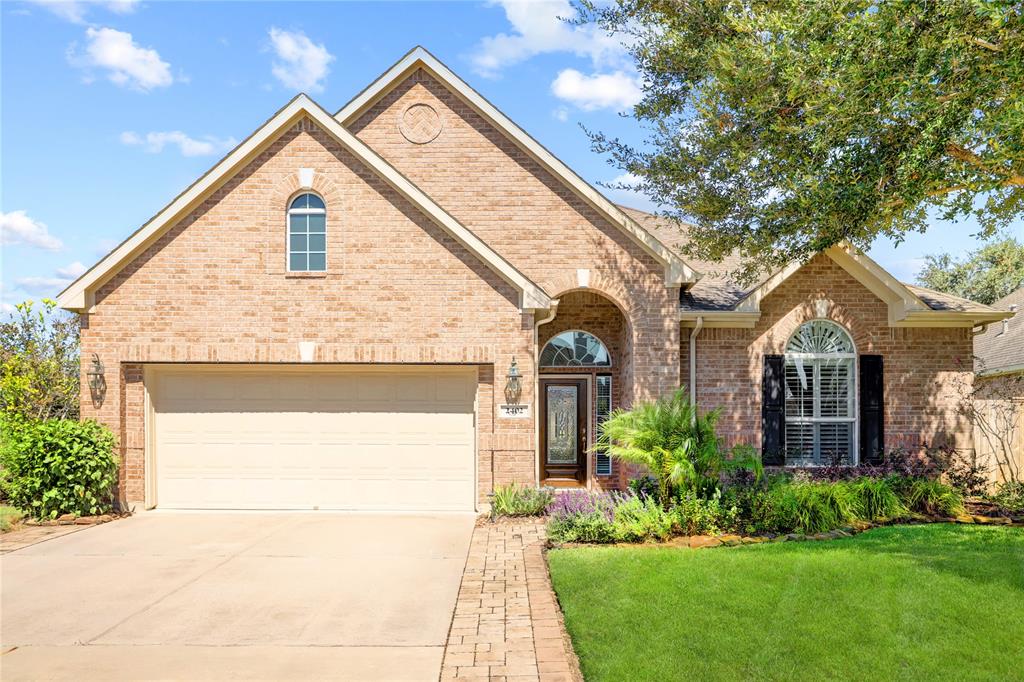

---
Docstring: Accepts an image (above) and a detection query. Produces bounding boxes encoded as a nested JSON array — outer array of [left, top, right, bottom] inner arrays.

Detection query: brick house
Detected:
[[57, 48, 1011, 512]]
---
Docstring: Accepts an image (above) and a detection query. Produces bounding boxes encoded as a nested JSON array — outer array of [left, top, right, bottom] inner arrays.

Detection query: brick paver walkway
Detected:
[[440, 519, 581, 682]]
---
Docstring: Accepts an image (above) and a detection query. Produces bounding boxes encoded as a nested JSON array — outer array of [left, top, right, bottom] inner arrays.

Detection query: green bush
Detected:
[[0, 417, 118, 519], [674, 493, 738, 535], [491, 483, 554, 517], [768, 480, 859, 534], [903, 478, 964, 517], [611, 495, 674, 542], [988, 481, 1024, 514], [547, 511, 616, 543], [850, 477, 908, 521]]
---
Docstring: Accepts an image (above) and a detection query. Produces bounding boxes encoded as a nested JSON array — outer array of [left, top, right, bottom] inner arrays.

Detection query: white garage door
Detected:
[[150, 367, 476, 511]]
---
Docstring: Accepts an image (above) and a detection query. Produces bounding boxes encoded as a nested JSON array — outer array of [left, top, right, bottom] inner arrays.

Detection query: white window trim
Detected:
[[595, 374, 613, 477], [784, 321, 859, 466], [287, 192, 327, 273]]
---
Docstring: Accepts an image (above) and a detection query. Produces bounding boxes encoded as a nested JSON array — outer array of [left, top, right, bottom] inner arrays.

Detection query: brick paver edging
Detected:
[[441, 519, 583, 682]]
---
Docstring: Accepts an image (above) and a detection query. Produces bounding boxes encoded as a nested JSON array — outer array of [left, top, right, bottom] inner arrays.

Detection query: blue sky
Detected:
[[2, 0, 1021, 312]]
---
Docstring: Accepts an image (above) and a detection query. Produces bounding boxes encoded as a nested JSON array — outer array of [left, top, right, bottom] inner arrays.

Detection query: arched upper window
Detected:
[[540, 331, 611, 367], [784, 320, 857, 466], [288, 192, 326, 272]]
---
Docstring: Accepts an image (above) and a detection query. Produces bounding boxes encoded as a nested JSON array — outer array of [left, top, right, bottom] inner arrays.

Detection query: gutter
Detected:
[[689, 315, 704, 425]]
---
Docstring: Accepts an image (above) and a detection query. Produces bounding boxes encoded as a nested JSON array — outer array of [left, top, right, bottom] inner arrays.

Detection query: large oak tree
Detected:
[[580, 0, 1023, 280]]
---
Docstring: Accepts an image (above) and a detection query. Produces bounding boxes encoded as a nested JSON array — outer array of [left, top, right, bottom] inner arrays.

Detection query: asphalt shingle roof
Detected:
[[973, 287, 1024, 373]]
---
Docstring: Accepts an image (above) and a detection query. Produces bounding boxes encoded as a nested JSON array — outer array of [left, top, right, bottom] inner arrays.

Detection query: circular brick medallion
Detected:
[[399, 103, 442, 144]]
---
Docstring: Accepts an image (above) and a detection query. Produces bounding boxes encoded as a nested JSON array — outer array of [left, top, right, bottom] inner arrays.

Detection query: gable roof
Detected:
[[974, 286, 1024, 375], [56, 94, 552, 314], [334, 46, 699, 287], [621, 206, 1012, 328]]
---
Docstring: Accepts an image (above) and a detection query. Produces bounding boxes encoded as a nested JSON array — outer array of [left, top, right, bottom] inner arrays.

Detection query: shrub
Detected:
[[0, 417, 118, 519], [944, 451, 991, 497], [674, 493, 738, 535], [902, 479, 964, 517], [627, 475, 658, 500], [849, 477, 908, 521], [610, 495, 674, 542], [768, 480, 859, 534], [491, 483, 554, 517], [988, 481, 1024, 515]]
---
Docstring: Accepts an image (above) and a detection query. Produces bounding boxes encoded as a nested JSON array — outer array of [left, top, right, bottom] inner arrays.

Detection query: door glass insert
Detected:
[[546, 385, 578, 464]]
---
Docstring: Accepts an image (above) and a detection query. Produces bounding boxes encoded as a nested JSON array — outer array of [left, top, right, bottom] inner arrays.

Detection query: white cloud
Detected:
[[553, 106, 570, 122], [268, 27, 334, 93], [602, 173, 658, 212], [13, 261, 88, 296], [70, 27, 173, 91], [0, 210, 63, 251], [551, 69, 642, 111], [55, 261, 88, 279], [120, 130, 237, 157], [28, 0, 140, 24], [611, 172, 643, 188], [470, 0, 626, 77]]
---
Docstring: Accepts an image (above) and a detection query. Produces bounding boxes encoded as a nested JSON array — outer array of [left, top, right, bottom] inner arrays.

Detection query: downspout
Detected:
[[532, 304, 559, 488], [689, 316, 704, 425]]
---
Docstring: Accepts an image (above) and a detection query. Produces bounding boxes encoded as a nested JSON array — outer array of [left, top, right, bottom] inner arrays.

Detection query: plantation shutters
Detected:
[[859, 355, 884, 464], [761, 355, 785, 464], [595, 374, 613, 476]]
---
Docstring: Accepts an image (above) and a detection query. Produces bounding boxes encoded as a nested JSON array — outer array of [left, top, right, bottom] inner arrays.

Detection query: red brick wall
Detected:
[[685, 254, 974, 457]]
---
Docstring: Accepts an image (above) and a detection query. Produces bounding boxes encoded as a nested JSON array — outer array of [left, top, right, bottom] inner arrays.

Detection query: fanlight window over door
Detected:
[[784, 320, 857, 466], [539, 331, 611, 367]]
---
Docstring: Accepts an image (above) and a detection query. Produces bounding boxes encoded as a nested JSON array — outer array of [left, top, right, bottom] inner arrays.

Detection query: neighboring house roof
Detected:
[[620, 205, 1012, 329], [334, 46, 699, 287], [55, 94, 552, 314], [974, 286, 1024, 375]]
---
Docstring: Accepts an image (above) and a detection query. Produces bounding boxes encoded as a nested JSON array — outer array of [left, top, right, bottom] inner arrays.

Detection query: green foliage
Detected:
[[903, 478, 965, 517], [579, 0, 1024, 279], [673, 493, 738, 536], [767, 480, 860, 534], [850, 477, 909, 522], [595, 389, 761, 506], [988, 481, 1024, 514], [547, 511, 616, 544], [626, 475, 658, 499], [1, 299, 80, 421], [0, 416, 118, 519], [917, 237, 1024, 305], [0, 505, 23, 533], [490, 483, 554, 517], [609, 495, 674, 542]]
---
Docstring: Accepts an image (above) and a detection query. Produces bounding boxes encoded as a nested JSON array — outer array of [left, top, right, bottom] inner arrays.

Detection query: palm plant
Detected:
[[594, 389, 762, 506]]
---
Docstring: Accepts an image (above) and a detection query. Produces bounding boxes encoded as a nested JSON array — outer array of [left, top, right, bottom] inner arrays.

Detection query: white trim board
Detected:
[[335, 46, 700, 287], [56, 94, 553, 314]]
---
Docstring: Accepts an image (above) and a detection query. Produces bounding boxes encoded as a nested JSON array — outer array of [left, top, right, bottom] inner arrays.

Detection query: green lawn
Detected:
[[0, 504, 24, 533], [548, 525, 1024, 681]]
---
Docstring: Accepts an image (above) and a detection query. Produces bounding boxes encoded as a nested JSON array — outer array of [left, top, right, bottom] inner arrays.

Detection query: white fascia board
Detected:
[[680, 311, 760, 328], [335, 47, 700, 287], [57, 93, 552, 314]]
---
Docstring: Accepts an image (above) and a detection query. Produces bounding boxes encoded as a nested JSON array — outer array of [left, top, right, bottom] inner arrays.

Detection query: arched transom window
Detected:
[[540, 331, 611, 367], [288, 192, 326, 272], [784, 320, 857, 465]]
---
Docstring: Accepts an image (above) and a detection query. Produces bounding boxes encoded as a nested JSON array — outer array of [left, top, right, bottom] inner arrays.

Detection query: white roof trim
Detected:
[[57, 94, 552, 314], [730, 244, 1003, 326], [335, 46, 699, 286]]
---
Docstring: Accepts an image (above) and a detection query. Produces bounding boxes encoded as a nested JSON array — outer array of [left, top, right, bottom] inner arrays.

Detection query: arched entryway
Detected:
[[537, 290, 631, 488]]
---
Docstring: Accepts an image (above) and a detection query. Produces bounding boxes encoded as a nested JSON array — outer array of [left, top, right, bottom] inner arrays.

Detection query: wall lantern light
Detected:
[[504, 357, 523, 405], [86, 353, 106, 406]]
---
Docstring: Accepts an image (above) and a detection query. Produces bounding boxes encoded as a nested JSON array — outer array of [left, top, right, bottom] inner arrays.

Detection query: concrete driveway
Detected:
[[0, 512, 475, 681]]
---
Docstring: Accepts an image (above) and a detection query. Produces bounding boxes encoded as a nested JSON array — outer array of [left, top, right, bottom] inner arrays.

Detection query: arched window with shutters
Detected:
[[287, 192, 326, 272], [783, 320, 857, 465]]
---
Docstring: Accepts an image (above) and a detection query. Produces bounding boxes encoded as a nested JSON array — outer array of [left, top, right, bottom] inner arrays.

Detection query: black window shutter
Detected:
[[761, 355, 785, 465], [859, 355, 885, 464]]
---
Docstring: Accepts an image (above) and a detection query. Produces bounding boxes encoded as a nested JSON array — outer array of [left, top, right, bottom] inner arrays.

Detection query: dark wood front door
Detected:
[[540, 378, 588, 483]]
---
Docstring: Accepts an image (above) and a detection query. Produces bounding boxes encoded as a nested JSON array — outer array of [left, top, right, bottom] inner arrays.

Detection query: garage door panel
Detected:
[[152, 368, 476, 511]]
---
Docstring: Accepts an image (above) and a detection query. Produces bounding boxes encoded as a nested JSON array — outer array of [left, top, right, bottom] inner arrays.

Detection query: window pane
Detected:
[[307, 214, 326, 233], [785, 423, 815, 466], [307, 233, 326, 252], [289, 214, 307, 233], [290, 194, 308, 210], [307, 252, 326, 271], [818, 423, 853, 465], [784, 359, 813, 418], [290, 234, 307, 251], [540, 331, 611, 367], [290, 253, 308, 271], [305, 194, 325, 210], [819, 359, 852, 417]]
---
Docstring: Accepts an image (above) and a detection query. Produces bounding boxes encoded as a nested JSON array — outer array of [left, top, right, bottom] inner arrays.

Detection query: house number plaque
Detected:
[[499, 404, 531, 419]]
